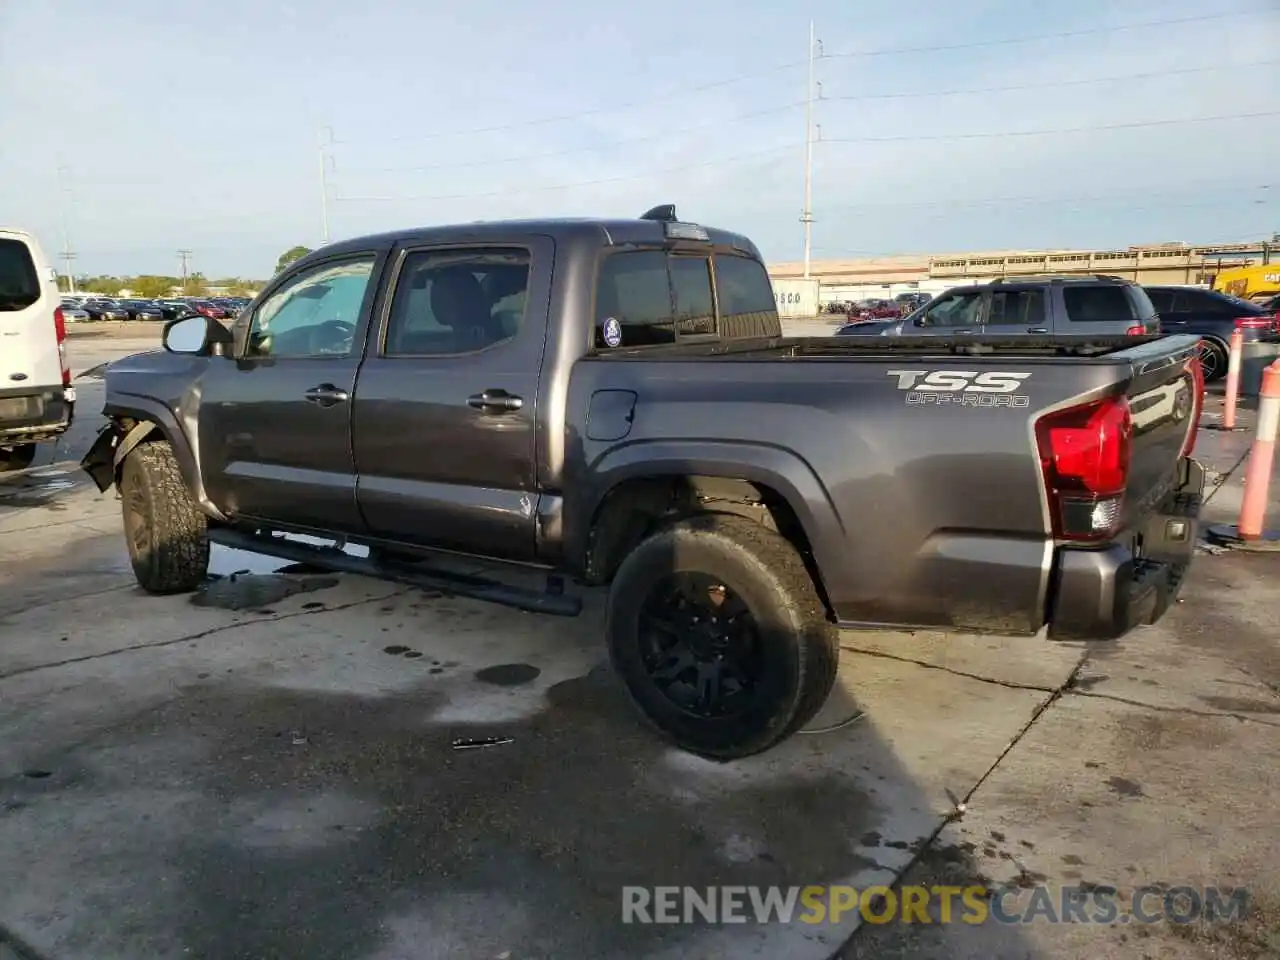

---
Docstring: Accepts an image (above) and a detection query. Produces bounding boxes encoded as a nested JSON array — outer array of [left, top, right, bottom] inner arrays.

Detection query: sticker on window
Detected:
[[602, 316, 622, 348]]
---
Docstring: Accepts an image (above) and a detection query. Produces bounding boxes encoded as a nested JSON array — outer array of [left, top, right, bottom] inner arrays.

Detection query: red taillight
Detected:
[[1125, 325, 1146, 336], [1234, 316, 1272, 331], [53, 306, 71, 386], [1181, 353, 1205, 458], [1035, 395, 1131, 542]]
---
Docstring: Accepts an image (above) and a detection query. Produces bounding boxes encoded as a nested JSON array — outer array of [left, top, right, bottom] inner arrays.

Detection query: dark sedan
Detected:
[[80, 298, 131, 322], [119, 299, 164, 321], [1144, 286, 1280, 380]]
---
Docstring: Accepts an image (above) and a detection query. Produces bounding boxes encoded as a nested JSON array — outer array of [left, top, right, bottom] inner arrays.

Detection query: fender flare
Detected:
[[103, 394, 226, 521], [574, 439, 847, 591]]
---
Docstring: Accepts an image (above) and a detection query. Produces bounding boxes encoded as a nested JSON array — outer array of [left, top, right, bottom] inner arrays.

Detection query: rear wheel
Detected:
[[605, 514, 839, 760], [121, 440, 210, 593], [1199, 338, 1228, 382], [0, 443, 37, 474]]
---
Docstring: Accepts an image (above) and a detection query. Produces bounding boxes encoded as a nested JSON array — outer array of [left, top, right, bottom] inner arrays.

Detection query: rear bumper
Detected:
[[0, 385, 75, 445], [1046, 458, 1204, 641]]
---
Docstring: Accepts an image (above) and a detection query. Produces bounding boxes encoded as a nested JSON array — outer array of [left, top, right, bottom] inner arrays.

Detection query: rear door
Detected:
[[0, 232, 63, 390], [351, 238, 552, 562], [982, 286, 1049, 335]]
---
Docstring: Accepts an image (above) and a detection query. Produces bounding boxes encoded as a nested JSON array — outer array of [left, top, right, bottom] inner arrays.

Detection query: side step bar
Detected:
[[206, 527, 582, 617]]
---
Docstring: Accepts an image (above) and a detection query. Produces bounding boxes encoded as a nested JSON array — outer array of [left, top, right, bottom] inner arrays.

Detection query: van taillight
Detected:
[[1035, 395, 1131, 542], [1181, 353, 1205, 458], [53, 306, 71, 386]]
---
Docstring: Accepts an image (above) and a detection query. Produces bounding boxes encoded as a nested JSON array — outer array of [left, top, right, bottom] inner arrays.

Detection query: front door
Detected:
[[198, 251, 382, 533], [904, 289, 986, 336], [351, 239, 551, 562]]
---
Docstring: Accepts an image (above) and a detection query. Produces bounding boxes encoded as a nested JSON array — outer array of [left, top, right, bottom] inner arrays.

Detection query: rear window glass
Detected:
[[714, 255, 781, 337], [0, 238, 41, 312], [1062, 286, 1136, 323], [1126, 286, 1157, 320], [669, 256, 715, 337], [595, 251, 675, 348]]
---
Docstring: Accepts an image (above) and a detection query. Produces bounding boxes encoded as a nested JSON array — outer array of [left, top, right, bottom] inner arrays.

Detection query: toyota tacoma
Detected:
[[82, 206, 1207, 758]]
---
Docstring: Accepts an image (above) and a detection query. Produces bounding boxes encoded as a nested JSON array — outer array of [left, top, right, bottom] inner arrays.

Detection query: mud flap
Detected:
[[81, 426, 120, 493]]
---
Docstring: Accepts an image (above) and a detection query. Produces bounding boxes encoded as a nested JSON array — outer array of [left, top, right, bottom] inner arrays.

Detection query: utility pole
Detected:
[[801, 22, 819, 279], [318, 126, 333, 245], [177, 249, 193, 294], [57, 166, 78, 294]]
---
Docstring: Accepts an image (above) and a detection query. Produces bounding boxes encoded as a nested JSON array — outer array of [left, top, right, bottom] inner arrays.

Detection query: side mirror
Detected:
[[163, 315, 234, 355]]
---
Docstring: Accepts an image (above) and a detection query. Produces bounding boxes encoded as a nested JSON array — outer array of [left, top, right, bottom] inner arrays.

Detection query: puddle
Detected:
[[208, 539, 370, 578], [191, 574, 340, 611], [474, 663, 542, 687]]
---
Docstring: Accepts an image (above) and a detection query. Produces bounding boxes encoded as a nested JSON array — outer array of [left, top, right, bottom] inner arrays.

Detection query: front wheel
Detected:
[[0, 443, 37, 474], [120, 440, 210, 593], [605, 514, 839, 760]]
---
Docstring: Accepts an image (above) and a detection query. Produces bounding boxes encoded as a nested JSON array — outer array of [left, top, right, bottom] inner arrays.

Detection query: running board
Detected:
[[206, 527, 582, 617]]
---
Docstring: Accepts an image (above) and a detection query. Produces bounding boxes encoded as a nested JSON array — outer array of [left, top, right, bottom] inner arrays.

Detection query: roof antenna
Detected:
[[640, 204, 678, 222]]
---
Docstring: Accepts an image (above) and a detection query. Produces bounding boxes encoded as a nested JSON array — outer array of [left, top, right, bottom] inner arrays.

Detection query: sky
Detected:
[[1, 0, 1277, 279]]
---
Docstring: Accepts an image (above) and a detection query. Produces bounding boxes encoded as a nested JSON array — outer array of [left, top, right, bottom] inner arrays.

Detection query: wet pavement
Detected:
[[0, 338, 1277, 959]]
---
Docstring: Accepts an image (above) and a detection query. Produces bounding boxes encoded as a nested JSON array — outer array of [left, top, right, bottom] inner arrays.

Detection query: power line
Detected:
[[342, 101, 804, 175], [336, 62, 807, 146], [818, 110, 1279, 144], [336, 59, 1277, 179], [177, 249, 193, 293], [328, 9, 1259, 148], [819, 58, 1280, 104], [818, 183, 1272, 213], [333, 144, 794, 203], [820, 10, 1258, 60]]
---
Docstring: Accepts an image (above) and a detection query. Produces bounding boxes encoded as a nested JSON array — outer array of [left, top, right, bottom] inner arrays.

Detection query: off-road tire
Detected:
[[1199, 338, 1228, 382], [120, 440, 210, 593], [0, 443, 37, 474], [605, 513, 839, 760]]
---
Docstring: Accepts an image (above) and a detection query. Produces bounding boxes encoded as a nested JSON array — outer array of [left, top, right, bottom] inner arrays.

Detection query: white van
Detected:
[[0, 228, 75, 472]]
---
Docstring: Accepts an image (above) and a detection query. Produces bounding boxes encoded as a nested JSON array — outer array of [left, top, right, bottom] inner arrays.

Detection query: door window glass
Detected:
[[1145, 288, 1175, 313], [248, 256, 376, 358], [384, 248, 530, 356], [916, 292, 983, 328], [987, 289, 1045, 326]]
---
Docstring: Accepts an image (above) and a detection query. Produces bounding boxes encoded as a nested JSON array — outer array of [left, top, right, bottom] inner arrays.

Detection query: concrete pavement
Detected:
[[1, 336, 1277, 959]]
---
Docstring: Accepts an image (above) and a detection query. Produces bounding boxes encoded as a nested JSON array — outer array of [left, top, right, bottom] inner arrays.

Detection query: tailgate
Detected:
[[1122, 335, 1202, 525]]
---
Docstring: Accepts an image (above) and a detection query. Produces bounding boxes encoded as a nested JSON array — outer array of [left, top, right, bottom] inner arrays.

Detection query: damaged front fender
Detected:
[[80, 421, 158, 493]]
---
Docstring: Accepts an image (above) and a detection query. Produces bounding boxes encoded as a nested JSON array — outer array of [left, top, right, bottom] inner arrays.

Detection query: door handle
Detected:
[[952, 328, 974, 335], [468, 389, 523, 412], [304, 383, 349, 406], [1027, 327, 1049, 334]]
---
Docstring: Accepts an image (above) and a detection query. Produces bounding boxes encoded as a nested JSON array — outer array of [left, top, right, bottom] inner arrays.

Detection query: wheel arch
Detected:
[[576, 442, 844, 615]]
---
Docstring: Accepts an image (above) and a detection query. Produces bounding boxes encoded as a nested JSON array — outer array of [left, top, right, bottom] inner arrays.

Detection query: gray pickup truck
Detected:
[[82, 206, 1207, 759]]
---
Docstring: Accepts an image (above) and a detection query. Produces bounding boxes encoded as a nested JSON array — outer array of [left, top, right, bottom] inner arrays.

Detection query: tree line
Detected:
[[54, 245, 316, 299]]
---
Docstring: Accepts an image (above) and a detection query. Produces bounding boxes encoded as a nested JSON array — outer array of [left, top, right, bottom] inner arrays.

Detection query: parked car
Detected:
[[847, 299, 900, 322], [1144, 286, 1280, 380], [838, 275, 1161, 338], [59, 301, 91, 322], [119, 299, 164, 321], [82, 207, 1206, 759], [80, 298, 130, 322], [185, 299, 232, 321], [153, 300, 193, 321], [0, 228, 75, 472]]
